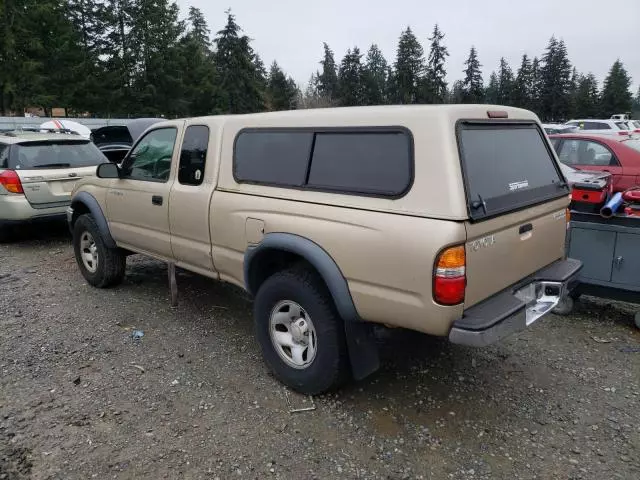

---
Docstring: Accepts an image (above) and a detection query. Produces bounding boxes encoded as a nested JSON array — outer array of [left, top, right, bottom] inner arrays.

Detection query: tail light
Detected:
[[0, 170, 24, 194], [434, 245, 466, 305], [618, 131, 629, 136]]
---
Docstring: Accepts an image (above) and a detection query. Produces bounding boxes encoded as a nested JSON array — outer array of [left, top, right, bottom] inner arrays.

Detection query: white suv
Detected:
[[0, 131, 105, 240], [565, 119, 632, 136]]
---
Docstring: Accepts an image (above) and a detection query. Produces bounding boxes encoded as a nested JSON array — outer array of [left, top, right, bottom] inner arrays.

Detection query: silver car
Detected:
[[0, 131, 105, 240]]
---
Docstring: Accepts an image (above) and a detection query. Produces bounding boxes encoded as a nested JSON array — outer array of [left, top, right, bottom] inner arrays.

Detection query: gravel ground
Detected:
[[1, 225, 639, 480]]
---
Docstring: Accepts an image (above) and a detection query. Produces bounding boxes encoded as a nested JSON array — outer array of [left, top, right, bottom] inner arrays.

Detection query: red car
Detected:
[[549, 133, 640, 192]]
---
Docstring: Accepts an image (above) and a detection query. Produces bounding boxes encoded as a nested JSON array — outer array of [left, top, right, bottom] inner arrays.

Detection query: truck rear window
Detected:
[[458, 123, 568, 220]]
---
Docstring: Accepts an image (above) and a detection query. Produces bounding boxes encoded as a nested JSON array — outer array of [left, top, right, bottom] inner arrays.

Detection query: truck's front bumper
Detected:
[[449, 258, 582, 347]]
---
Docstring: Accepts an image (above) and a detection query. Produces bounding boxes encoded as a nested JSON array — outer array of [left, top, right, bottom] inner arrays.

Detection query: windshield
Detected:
[[622, 139, 640, 153], [9, 141, 106, 170], [458, 123, 568, 220]]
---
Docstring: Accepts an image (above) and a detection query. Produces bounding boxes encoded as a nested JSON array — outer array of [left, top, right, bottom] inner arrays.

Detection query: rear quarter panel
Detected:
[[210, 191, 467, 336]]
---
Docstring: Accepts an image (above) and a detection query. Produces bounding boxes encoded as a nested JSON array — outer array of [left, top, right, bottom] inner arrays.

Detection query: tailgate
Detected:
[[457, 121, 571, 307], [465, 197, 568, 306], [17, 166, 98, 207]]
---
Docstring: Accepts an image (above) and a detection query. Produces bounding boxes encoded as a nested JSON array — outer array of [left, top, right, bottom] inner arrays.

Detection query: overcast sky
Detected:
[[181, 0, 640, 92]]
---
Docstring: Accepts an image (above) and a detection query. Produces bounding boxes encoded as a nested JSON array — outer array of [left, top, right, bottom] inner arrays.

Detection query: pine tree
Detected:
[[600, 59, 633, 117], [423, 24, 449, 104], [66, 0, 109, 113], [266, 61, 298, 111], [573, 73, 600, 118], [530, 56, 542, 114], [317, 43, 338, 102], [512, 54, 534, 110], [393, 27, 425, 104], [462, 46, 483, 103], [177, 6, 218, 116], [496, 57, 513, 105], [485, 72, 499, 104], [337, 47, 365, 106], [214, 11, 265, 114], [449, 80, 465, 104], [539, 37, 573, 121], [362, 44, 388, 105], [633, 86, 640, 117]]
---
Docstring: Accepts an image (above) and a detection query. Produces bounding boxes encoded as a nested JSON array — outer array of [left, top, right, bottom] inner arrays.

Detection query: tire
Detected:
[[254, 267, 350, 395], [73, 214, 125, 288]]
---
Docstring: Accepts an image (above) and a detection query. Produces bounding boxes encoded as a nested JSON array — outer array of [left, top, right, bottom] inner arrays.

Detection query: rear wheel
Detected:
[[73, 214, 125, 288], [254, 267, 350, 395]]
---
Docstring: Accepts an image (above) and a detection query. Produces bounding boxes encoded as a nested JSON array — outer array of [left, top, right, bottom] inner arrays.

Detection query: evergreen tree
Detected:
[[266, 61, 298, 111], [449, 80, 465, 104], [177, 6, 218, 116], [530, 56, 542, 114], [214, 11, 264, 114], [337, 47, 365, 106], [66, 0, 109, 113], [512, 54, 534, 110], [539, 37, 573, 121], [317, 43, 338, 101], [600, 59, 633, 116], [362, 44, 388, 105], [496, 57, 514, 105], [633, 86, 640, 117], [187, 6, 210, 48], [393, 27, 425, 104], [423, 24, 449, 104], [573, 73, 600, 118], [485, 72, 499, 104], [102, 0, 138, 114], [462, 46, 483, 103]]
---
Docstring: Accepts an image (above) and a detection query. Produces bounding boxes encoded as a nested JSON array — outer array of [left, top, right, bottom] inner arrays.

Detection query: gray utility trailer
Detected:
[[563, 211, 640, 327]]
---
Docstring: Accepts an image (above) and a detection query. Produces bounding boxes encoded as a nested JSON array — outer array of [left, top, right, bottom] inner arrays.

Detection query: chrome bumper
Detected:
[[449, 259, 582, 347]]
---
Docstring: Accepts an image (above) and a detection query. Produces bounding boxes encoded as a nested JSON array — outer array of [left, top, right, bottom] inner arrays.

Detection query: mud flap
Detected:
[[344, 321, 380, 380]]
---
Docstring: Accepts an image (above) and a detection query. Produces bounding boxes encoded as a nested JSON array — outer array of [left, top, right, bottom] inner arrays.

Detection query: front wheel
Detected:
[[254, 267, 350, 395], [73, 214, 125, 288]]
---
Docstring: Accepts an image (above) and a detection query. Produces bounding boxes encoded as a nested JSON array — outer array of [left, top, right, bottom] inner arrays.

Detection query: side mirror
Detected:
[[97, 162, 120, 179]]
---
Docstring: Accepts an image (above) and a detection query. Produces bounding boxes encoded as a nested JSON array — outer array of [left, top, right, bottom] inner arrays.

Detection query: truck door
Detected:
[[168, 124, 217, 274], [106, 126, 178, 259]]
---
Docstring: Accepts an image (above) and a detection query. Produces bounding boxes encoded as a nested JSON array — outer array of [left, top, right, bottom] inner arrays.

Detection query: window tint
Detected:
[[557, 140, 616, 167], [308, 132, 411, 195], [123, 128, 177, 182], [179, 125, 209, 185], [458, 124, 566, 220], [234, 131, 313, 186], [0, 144, 9, 168], [583, 122, 611, 130], [10, 141, 106, 169]]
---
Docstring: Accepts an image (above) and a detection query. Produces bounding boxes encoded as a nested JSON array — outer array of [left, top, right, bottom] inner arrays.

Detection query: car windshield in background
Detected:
[[9, 141, 107, 170], [458, 123, 568, 220]]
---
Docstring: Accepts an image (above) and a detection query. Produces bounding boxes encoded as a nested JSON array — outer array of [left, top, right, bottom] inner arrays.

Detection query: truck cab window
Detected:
[[179, 125, 210, 186], [122, 128, 177, 182]]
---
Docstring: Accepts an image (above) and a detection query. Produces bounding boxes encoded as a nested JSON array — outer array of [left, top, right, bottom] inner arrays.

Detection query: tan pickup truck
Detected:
[[67, 105, 582, 394]]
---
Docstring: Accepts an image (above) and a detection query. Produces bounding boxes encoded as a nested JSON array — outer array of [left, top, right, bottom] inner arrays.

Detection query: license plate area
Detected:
[[514, 281, 562, 326]]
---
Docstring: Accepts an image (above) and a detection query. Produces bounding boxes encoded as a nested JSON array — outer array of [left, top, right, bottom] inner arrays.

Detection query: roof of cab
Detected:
[[181, 104, 539, 127]]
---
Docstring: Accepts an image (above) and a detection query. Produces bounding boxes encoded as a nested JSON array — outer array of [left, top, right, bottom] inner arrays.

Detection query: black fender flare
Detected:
[[70, 191, 117, 249], [244, 233, 380, 380]]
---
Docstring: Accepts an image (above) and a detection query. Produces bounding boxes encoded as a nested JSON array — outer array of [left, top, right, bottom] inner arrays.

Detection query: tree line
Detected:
[[1, 1, 639, 121]]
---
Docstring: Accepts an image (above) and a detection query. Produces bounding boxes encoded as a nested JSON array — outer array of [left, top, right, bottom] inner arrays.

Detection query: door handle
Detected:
[[152, 195, 163, 206]]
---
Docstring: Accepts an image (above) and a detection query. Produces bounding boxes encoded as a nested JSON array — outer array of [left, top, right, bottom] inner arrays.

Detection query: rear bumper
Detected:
[[0, 195, 68, 226], [449, 258, 582, 347]]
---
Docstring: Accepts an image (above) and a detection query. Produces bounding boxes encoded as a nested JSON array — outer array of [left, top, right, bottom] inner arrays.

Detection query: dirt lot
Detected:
[[1, 225, 639, 480]]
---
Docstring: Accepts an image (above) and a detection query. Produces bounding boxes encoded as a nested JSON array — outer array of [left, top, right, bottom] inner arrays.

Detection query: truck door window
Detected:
[[178, 125, 209, 186], [122, 128, 177, 182]]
